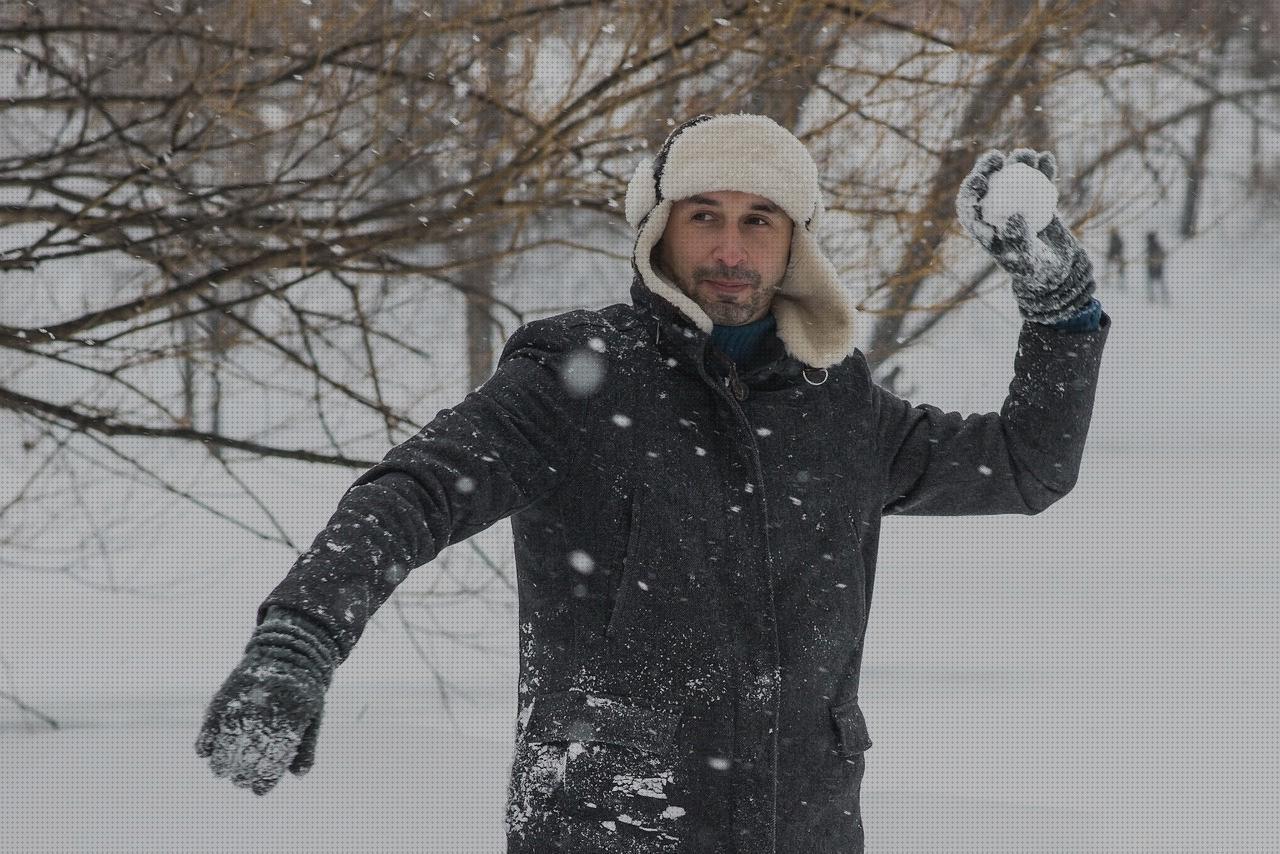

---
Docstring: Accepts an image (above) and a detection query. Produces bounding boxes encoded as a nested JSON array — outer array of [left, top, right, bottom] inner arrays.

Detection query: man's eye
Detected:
[[691, 212, 771, 225]]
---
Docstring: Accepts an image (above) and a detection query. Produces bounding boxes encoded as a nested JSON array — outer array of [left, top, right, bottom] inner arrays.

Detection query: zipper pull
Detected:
[[727, 362, 748, 401]]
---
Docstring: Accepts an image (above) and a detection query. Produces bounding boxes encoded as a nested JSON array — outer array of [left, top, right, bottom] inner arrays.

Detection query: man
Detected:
[[1106, 226, 1126, 291], [1146, 230, 1170, 305], [196, 113, 1109, 853]]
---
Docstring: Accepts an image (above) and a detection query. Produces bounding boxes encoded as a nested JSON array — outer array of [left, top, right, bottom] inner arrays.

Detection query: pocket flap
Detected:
[[830, 698, 873, 757], [524, 690, 681, 754]]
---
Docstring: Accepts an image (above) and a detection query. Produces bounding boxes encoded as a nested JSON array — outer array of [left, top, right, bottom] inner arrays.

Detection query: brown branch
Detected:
[[0, 690, 59, 731], [0, 386, 378, 469]]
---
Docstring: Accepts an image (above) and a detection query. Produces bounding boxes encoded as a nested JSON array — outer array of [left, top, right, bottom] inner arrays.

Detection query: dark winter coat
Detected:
[[256, 273, 1111, 853]]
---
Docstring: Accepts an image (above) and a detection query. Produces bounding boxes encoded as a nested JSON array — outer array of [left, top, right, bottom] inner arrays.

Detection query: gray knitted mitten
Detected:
[[955, 147, 1097, 324], [195, 606, 339, 795]]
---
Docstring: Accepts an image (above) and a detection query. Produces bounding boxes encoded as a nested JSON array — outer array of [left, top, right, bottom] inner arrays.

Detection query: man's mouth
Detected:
[[703, 279, 750, 293]]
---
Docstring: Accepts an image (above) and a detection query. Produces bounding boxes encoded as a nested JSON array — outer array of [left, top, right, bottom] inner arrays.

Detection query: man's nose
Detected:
[[712, 230, 749, 268]]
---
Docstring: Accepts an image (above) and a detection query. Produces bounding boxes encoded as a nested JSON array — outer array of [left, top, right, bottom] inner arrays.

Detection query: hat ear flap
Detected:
[[625, 157, 657, 228]]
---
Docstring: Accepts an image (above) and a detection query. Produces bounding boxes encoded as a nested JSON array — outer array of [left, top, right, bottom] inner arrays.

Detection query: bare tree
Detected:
[[1179, 2, 1239, 237], [3, 0, 1278, 622], [0, 2, 867, 591]]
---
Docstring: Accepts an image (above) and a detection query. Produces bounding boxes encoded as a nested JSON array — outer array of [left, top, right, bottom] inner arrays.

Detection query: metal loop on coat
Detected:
[[803, 368, 829, 386]]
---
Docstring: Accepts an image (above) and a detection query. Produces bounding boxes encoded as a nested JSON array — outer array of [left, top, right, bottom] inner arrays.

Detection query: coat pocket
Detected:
[[605, 489, 699, 645], [523, 690, 684, 820], [605, 488, 648, 642], [830, 697, 874, 758]]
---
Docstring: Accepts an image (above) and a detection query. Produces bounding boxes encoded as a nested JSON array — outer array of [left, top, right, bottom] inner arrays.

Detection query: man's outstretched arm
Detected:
[[196, 311, 610, 794], [254, 311, 610, 661]]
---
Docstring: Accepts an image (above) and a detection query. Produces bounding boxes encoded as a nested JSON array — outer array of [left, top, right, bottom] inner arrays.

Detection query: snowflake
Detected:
[[568, 550, 595, 574]]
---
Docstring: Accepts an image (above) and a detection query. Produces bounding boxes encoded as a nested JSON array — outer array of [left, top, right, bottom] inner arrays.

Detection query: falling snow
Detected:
[[568, 550, 595, 574], [560, 348, 606, 398]]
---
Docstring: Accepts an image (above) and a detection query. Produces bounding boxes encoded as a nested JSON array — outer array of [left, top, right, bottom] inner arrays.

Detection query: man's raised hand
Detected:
[[955, 147, 1096, 325]]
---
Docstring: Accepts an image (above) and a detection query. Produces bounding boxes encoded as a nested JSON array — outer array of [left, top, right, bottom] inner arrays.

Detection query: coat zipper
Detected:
[[696, 345, 781, 853]]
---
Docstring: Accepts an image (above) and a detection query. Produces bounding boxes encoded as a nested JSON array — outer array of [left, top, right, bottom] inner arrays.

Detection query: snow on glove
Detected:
[[955, 147, 1097, 324], [195, 606, 339, 795]]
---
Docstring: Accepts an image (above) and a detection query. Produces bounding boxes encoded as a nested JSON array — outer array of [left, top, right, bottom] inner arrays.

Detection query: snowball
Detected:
[[981, 162, 1057, 233]]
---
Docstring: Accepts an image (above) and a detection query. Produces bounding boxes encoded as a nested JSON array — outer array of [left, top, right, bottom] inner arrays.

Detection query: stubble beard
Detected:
[[697, 282, 773, 326], [654, 253, 777, 326]]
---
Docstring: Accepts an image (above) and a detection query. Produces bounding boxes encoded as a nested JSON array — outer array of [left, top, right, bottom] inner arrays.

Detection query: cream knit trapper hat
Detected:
[[625, 113, 855, 369]]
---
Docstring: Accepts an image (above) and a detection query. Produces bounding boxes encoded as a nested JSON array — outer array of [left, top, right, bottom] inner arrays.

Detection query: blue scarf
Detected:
[[711, 312, 777, 365]]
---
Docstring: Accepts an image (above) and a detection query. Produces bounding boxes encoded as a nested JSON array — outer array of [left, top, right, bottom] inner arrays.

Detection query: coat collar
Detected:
[[628, 272, 809, 387]]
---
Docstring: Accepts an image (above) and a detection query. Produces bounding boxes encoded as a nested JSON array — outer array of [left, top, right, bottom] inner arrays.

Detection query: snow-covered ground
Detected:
[[3, 72, 1279, 854]]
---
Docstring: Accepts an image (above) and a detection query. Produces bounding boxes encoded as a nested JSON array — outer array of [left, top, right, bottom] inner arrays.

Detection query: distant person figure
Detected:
[[1106, 227, 1126, 290], [1145, 231, 1169, 305]]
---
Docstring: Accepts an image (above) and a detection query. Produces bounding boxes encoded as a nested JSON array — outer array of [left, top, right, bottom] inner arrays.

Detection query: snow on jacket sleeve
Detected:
[[874, 310, 1110, 517], [254, 312, 602, 662]]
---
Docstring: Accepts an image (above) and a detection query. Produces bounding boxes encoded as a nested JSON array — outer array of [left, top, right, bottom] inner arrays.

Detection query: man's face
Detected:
[[651, 190, 793, 326]]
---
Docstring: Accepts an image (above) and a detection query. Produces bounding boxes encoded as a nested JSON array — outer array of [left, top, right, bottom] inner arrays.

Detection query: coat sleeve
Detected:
[[254, 312, 606, 662], [873, 311, 1110, 517]]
